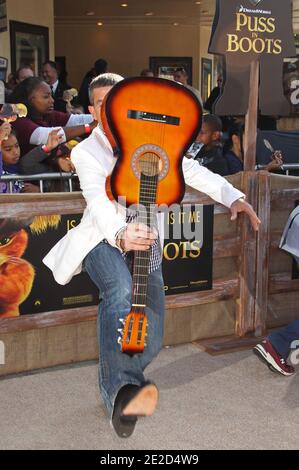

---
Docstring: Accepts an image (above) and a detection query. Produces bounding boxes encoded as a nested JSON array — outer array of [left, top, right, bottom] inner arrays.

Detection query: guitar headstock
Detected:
[[118, 311, 148, 356]]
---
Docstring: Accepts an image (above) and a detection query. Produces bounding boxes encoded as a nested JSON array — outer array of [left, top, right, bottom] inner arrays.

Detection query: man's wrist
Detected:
[[116, 237, 124, 251], [237, 197, 246, 203], [115, 226, 127, 251], [230, 196, 246, 209], [42, 144, 51, 154]]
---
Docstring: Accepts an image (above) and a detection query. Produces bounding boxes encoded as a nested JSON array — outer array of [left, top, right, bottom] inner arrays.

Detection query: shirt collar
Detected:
[[51, 80, 59, 94]]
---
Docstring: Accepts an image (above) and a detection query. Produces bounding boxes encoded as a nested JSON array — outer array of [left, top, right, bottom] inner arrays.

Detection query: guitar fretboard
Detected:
[[132, 169, 159, 311]]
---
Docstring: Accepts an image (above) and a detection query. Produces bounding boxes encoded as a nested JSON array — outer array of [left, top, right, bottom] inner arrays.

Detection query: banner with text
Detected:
[[0, 207, 214, 318], [208, 0, 296, 116]]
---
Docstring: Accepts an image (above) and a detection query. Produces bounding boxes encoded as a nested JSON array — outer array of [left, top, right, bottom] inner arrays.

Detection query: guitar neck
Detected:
[[132, 172, 158, 311]]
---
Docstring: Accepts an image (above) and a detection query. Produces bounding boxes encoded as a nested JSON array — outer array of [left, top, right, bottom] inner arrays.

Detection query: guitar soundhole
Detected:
[[131, 144, 169, 181], [138, 153, 160, 177]]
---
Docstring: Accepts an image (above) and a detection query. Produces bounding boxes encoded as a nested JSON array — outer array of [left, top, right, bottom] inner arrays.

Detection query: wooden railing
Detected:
[[0, 171, 299, 373], [0, 176, 242, 338]]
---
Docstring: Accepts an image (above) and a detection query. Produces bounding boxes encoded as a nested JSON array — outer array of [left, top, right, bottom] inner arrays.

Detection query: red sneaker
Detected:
[[253, 339, 295, 376]]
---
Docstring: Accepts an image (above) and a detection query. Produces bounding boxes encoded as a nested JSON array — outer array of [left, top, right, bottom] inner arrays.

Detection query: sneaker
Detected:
[[253, 339, 295, 376]]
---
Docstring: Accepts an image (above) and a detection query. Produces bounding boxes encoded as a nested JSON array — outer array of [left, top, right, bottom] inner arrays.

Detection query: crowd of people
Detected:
[[0, 61, 97, 193], [186, 115, 284, 176], [0, 58, 286, 194]]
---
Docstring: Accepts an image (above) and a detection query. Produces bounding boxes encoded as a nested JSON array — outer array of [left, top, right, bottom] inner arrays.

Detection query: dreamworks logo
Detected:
[[238, 3, 271, 15], [0, 341, 5, 365], [289, 340, 299, 366]]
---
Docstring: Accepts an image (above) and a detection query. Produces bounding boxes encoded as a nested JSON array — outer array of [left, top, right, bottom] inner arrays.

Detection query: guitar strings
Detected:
[[133, 110, 164, 311], [125, 83, 181, 345], [132, 84, 175, 313]]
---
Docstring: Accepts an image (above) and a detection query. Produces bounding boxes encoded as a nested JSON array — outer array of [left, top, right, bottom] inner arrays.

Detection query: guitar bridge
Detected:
[[128, 110, 180, 126]]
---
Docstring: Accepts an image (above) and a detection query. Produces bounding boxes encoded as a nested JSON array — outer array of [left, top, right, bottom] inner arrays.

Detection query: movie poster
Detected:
[[162, 205, 214, 295], [0, 207, 214, 319], [0, 214, 98, 318], [209, 0, 295, 116]]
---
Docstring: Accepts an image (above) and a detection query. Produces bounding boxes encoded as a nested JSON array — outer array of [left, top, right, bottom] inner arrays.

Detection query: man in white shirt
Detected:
[[43, 73, 260, 438]]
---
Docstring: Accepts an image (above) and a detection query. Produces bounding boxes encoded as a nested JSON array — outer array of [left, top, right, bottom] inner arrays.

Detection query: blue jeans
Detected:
[[84, 241, 165, 418], [269, 318, 299, 360]]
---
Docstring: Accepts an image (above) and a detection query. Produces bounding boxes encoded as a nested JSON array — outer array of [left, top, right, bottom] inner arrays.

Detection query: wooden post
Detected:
[[235, 61, 260, 336], [243, 60, 260, 172], [235, 171, 258, 336], [254, 171, 270, 337]]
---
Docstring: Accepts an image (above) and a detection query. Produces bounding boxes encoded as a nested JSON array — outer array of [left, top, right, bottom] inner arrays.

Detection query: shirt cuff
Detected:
[[114, 225, 127, 252], [30, 127, 66, 145], [66, 114, 93, 127]]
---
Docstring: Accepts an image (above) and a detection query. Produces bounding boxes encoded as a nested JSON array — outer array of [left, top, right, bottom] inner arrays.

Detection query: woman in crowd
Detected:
[[9, 77, 96, 155]]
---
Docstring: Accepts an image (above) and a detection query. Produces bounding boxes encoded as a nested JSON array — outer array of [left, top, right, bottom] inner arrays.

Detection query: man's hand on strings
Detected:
[[116, 223, 157, 252]]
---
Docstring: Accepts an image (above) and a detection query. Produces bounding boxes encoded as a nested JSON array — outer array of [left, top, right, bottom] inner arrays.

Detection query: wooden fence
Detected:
[[0, 171, 298, 374]]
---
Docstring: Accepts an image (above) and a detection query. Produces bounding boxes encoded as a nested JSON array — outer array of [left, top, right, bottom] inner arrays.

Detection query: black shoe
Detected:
[[111, 384, 139, 438]]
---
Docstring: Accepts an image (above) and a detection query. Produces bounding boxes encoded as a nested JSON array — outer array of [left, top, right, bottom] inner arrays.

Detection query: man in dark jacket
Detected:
[[78, 59, 108, 113], [204, 76, 223, 113]]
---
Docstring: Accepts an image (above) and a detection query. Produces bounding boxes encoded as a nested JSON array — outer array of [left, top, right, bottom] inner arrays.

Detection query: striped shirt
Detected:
[[123, 211, 162, 273]]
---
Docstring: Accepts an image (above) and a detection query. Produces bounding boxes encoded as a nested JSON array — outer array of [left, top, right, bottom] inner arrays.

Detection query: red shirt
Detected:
[[13, 111, 70, 155]]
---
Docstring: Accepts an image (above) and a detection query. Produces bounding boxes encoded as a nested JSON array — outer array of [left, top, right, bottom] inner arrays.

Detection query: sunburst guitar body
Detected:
[[101, 77, 202, 355]]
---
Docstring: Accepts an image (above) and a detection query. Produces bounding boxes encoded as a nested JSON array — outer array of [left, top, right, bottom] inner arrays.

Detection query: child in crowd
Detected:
[[193, 114, 229, 176], [0, 122, 11, 166], [0, 127, 69, 193], [0, 122, 14, 192], [0, 122, 11, 141], [9, 77, 95, 155]]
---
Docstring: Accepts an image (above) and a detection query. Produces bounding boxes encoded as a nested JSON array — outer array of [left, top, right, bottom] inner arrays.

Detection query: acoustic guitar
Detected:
[[101, 77, 202, 355]]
